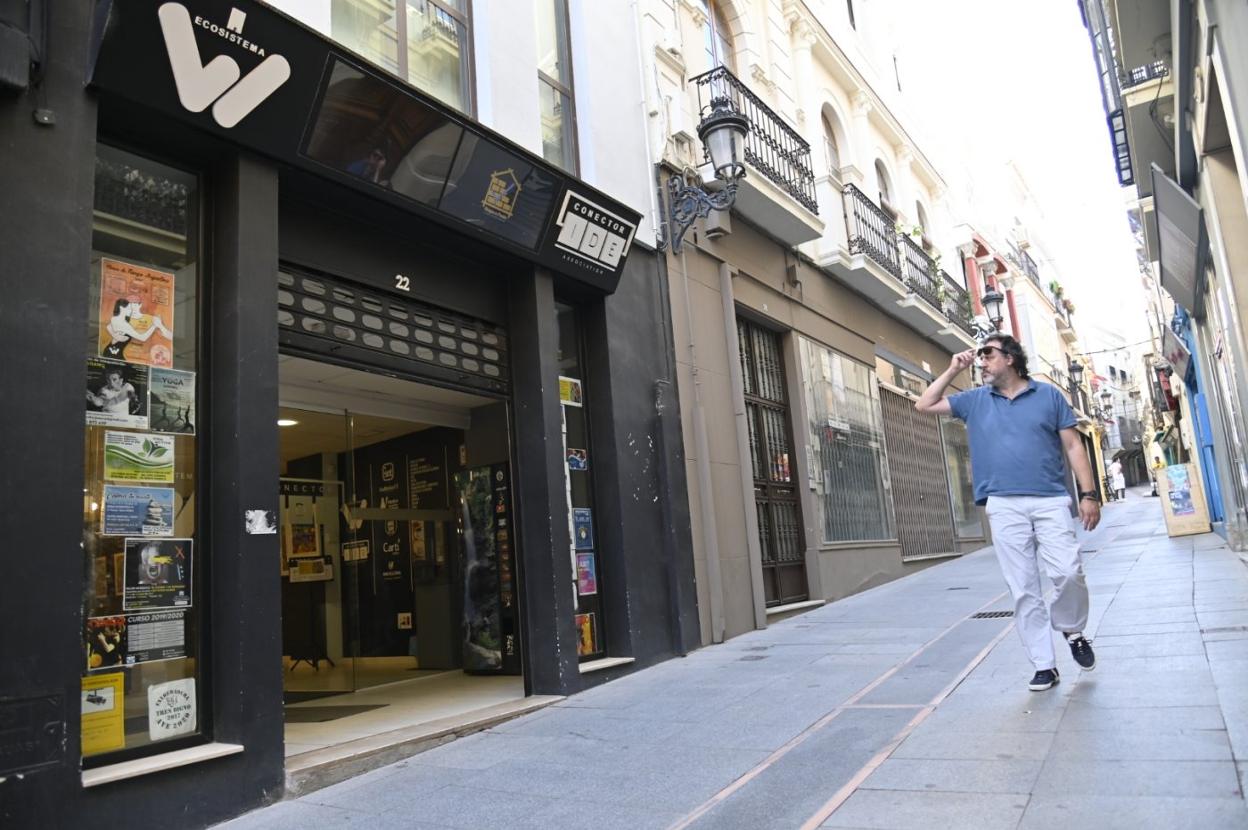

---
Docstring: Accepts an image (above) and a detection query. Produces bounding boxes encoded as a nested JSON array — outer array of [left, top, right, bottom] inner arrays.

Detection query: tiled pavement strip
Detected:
[[219, 489, 1248, 829]]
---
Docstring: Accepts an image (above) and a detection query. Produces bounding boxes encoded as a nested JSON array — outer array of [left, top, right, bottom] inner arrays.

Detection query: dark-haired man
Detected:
[[916, 334, 1100, 691]]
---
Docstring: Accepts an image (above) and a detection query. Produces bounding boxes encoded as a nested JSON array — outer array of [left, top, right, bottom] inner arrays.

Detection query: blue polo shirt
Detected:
[[948, 380, 1077, 505]]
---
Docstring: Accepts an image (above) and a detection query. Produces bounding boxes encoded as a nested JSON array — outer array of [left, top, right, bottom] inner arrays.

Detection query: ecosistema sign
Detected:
[[552, 191, 637, 276]]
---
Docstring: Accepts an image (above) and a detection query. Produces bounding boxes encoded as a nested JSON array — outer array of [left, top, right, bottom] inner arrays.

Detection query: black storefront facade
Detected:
[[0, 2, 699, 826]]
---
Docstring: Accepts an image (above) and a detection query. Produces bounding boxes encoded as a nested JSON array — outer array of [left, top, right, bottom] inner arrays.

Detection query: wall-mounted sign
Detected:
[[89, 0, 640, 293]]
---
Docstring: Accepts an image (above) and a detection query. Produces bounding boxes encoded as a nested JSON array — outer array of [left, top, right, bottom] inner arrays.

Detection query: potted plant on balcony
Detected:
[[1063, 298, 1075, 314], [1049, 280, 1063, 297]]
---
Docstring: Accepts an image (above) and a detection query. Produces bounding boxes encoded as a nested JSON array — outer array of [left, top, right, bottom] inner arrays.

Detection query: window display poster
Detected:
[[125, 610, 187, 664], [566, 448, 588, 470], [559, 376, 583, 407], [147, 678, 196, 741], [1165, 465, 1195, 515], [573, 507, 594, 550], [102, 485, 175, 536], [81, 672, 126, 755], [576, 552, 597, 596], [98, 258, 175, 368], [103, 431, 174, 483], [342, 539, 370, 563], [122, 537, 192, 610], [575, 612, 596, 657], [284, 496, 321, 558], [86, 357, 149, 429], [290, 558, 333, 582], [148, 367, 195, 434], [86, 616, 127, 671], [1159, 462, 1212, 537]]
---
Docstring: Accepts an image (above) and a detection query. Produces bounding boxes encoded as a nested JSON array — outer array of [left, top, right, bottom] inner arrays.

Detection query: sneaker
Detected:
[[1028, 668, 1060, 691], [1066, 633, 1096, 671]]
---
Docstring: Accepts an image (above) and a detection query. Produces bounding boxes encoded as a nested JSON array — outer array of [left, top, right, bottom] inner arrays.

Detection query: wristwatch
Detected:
[[1078, 490, 1100, 503]]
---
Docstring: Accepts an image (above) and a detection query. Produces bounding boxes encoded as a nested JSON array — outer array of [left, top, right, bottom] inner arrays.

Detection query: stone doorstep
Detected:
[[283, 694, 564, 798]]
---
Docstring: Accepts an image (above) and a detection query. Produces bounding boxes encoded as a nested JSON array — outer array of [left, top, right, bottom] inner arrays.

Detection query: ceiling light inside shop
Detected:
[[277, 419, 299, 427]]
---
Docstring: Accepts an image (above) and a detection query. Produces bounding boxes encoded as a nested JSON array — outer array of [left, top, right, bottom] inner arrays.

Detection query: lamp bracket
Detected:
[[667, 174, 738, 253]]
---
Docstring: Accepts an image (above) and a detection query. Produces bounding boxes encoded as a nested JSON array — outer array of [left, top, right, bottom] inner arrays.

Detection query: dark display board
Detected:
[[454, 464, 520, 674], [89, 0, 640, 292]]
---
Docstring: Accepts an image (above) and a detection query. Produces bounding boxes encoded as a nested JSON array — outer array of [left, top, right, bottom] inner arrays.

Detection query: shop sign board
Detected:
[[89, 0, 641, 293], [1158, 463, 1212, 537]]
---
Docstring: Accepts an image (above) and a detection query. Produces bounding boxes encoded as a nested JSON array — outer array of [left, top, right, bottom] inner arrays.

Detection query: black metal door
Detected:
[[737, 318, 808, 606], [879, 387, 958, 560]]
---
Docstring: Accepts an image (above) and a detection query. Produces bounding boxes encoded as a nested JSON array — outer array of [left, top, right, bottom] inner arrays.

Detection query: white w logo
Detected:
[[158, 3, 290, 129]]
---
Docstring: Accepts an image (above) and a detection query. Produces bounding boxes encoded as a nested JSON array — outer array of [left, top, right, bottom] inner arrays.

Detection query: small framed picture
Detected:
[[566, 448, 588, 471]]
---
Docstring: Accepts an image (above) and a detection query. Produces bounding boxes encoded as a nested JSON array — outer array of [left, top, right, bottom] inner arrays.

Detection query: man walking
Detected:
[[916, 335, 1100, 691]]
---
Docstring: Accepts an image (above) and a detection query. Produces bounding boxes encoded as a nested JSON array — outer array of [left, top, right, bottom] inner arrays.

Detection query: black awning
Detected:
[[88, 0, 641, 293]]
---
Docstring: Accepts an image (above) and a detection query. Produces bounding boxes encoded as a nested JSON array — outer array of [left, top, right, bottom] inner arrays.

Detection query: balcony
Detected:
[[691, 66, 823, 245], [837, 184, 976, 351], [1053, 294, 1078, 342]]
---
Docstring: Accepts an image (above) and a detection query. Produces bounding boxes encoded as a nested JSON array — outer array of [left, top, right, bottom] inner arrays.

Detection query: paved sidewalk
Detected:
[[219, 493, 1248, 829]]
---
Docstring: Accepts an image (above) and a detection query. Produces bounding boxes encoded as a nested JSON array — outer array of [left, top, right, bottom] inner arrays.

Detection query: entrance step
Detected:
[[284, 694, 563, 797]]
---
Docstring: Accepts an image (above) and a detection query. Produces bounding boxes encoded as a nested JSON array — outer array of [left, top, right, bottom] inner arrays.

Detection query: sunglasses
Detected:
[[976, 346, 1005, 358]]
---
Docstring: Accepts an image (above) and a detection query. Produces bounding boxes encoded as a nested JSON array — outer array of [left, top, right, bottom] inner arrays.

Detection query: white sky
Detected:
[[884, 0, 1152, 345]]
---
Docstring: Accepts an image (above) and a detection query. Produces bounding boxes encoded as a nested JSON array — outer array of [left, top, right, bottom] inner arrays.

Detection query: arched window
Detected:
[[700, 1, 736, 72], [915, 201, 931, 235], [822, 111, 841, 175], [874, 159, 894, 212]]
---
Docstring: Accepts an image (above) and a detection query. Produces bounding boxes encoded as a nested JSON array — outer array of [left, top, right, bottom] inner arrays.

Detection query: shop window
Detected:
[[82, 146, 203, 763], [555, 302, 605, 660], [940, 417, 981, 539], [798, 337, 896, 542], [535, 0, 577, 173], [329, 0, 473, 114]]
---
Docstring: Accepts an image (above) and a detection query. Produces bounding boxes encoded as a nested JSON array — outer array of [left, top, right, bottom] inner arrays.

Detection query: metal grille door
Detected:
[[879, 387, 958, 561], [737, 319, 808, 606]]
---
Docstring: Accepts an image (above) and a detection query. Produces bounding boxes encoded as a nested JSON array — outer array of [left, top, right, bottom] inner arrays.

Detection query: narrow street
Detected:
[[219, 491, 1248, 830]]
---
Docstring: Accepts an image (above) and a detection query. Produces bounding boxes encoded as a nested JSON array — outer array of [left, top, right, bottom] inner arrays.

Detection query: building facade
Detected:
[[1081, 0, 1248, 546], [0, 1, 700, 826]]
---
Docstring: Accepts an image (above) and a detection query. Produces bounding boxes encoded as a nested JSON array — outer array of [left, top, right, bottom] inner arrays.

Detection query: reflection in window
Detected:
[[699, 0, 735, 71], [799, 338, 895, 542], [535, 0, 576, 172], [329, 0, 472, 113], [940, 417, 981, 539]]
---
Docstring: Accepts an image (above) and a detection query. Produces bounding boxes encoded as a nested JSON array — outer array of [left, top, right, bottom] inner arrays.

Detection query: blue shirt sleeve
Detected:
[[1053, 386, 1077, 430], [948, 388, 971, 422]]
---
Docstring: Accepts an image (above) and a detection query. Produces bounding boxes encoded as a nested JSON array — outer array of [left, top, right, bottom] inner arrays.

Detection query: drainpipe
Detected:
[[721, 263, 768, 630], [678, 249, 726, 643]]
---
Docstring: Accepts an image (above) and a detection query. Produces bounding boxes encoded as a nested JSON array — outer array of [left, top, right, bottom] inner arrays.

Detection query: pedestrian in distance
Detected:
[[1108, 457, 1126, 501], [915, 335, 1100, 691]]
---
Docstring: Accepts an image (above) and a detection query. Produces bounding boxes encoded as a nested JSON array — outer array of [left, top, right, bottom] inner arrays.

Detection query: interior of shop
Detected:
[[277, 355, 524, 758]]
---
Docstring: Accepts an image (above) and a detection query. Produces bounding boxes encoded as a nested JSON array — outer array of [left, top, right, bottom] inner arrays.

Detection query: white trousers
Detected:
[[985, 495, 1089, 671]]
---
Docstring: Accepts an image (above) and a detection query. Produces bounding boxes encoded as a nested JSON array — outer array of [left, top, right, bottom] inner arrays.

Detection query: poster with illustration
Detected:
[[86, 357, 149, 429], [576, 552, 597, 596], [122, 537, 192, 610], [85, 616, 127, 671], [573, 508, 594, 550], [102, 485, 174, 536], [559, 376, 583, 407], [81, 672, 125, 755], [283, 496, 321, 558], [104, 431, 174, 483], [575, 612, 596, 656], [98, 258, 175, 368], [566, 448, 588, 471], [149, 368, 195, 434], [1165, 466, 1195, 516]]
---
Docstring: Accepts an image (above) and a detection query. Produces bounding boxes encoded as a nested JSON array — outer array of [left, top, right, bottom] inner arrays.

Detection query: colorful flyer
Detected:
[[86, 357, 149, 429], [104, 431, 174, 483], [559, 376, 583, 407], [86, 616, 127, 671], [148, 678, 196, 741], [1165, 466, 1196, 516], [98, 258, 175, 368], [124, 610, 187, 665], [289, 558, 332, 582], [573, 507, 594, 550], [148, 368, 195, 434], [566, 448, 588, 471], [81, 672, 126, 755], [575, 612, 596, 656], [576, 552, 598, 596], [284, 496, 321, 558], [103, 485, 175, 537], [123, 537, 192, 610]]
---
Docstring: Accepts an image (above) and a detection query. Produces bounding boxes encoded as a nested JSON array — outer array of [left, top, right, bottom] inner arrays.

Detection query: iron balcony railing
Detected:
[[1019, 249, 1041, 285], [941, 273, 974, 335], [843, 183, 903, 280], [1122, 60, 1169, 90], [901, 234, 942, 309], [691, 66, 818, 214]]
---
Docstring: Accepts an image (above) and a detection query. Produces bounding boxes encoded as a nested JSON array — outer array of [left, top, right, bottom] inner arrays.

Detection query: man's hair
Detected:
[[985, 334, 1030, 379]]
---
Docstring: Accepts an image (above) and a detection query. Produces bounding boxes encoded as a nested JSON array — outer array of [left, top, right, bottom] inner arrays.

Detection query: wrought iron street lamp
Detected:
[[981, 285, 1005, 332], [1068, 360, 1084, 387], [666, 98, 750, 253]]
